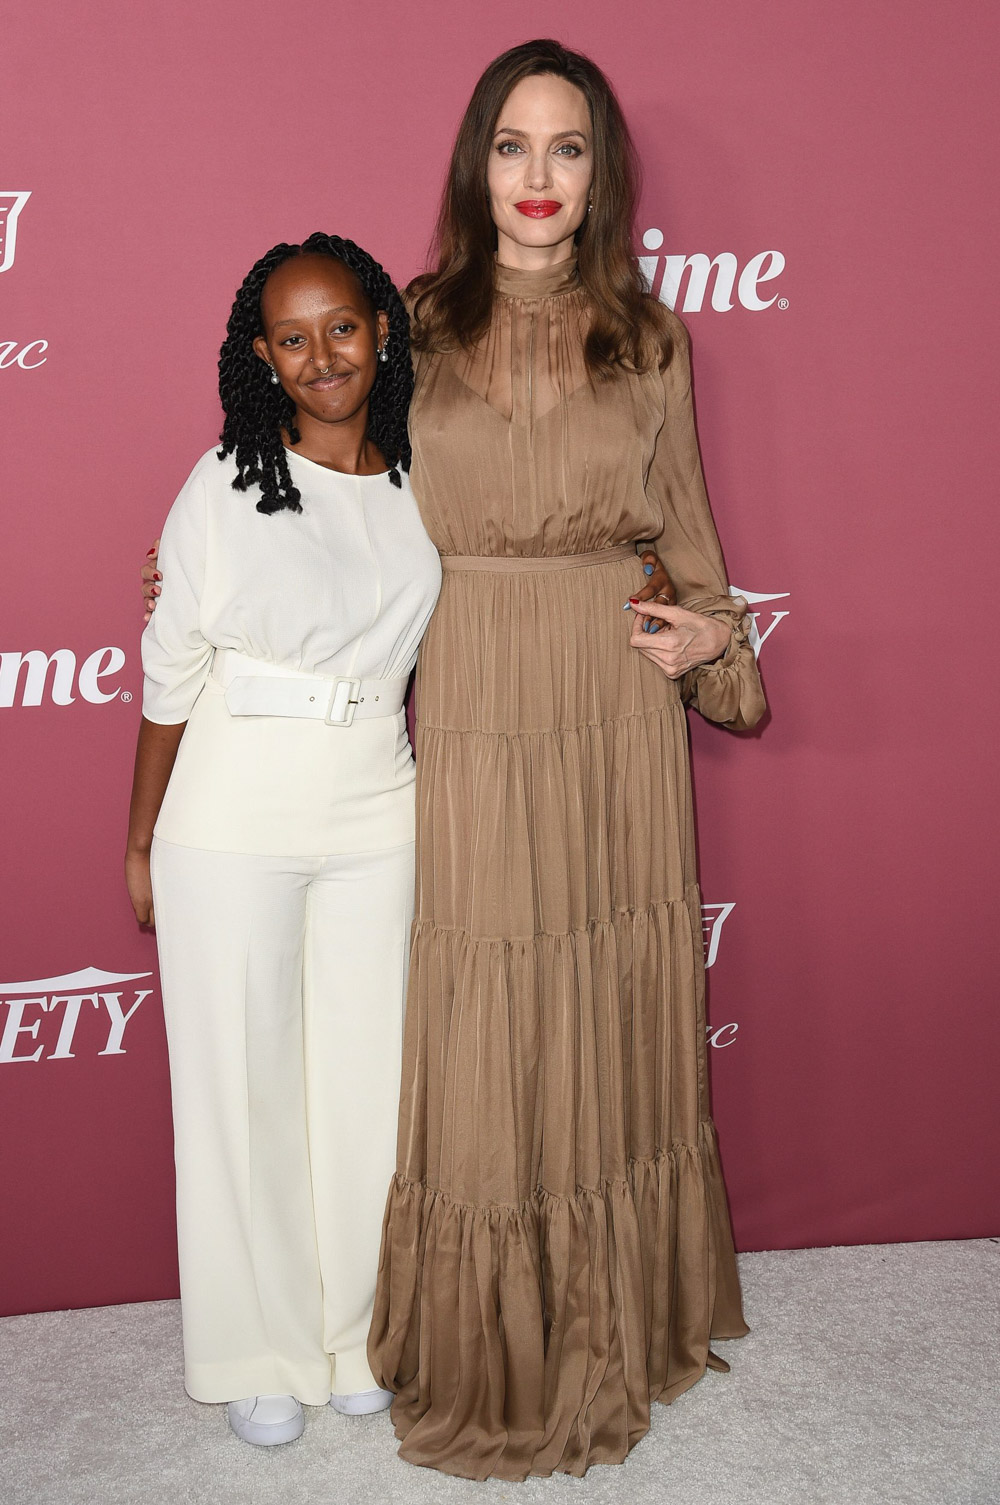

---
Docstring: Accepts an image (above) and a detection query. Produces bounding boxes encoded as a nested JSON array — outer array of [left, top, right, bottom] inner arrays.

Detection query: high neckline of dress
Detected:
[[494, 254, 580, 301]]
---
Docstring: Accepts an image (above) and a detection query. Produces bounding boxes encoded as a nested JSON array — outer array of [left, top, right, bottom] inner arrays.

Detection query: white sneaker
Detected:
[[226, 1394, 305, 1446], [329, 1387, 394, 1416]]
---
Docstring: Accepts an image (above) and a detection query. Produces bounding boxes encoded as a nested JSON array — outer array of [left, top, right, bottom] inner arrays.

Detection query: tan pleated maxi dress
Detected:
[[369, 255, 766, 1480]]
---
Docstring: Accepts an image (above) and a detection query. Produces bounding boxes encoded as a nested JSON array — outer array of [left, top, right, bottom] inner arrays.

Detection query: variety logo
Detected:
[[0, 191, 30, 274], [706, 1019, 739, 1049], [0, 966, 153, 1062], [702, 902, 739, 1048], [638, 231, 786, 313], [730, 586, 790, 659], [0, 647, 129, 707], [1, 190, 48, 369], [702, 901, 735, 969], [0, 339, 47, 369]]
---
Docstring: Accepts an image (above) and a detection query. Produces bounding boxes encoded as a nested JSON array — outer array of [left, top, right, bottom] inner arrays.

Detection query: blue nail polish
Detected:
[[643, 563, 654, 575]]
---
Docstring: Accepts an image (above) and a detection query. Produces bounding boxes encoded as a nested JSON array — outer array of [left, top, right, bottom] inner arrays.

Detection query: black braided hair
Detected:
[[217, 232, 413, 513]]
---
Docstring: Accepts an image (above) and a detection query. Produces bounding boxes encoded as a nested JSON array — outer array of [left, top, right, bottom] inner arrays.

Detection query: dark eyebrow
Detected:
[[271, 305, 358, 329], [493, 126, 588, 142]]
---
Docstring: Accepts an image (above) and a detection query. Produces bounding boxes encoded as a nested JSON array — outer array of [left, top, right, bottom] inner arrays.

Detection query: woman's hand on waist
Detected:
[[629, 549, 676, 608], [141, 539, 161, 625]]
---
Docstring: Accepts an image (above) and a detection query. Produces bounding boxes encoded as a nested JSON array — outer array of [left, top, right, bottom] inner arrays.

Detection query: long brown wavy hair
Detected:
[[410, 39, 672, 378]]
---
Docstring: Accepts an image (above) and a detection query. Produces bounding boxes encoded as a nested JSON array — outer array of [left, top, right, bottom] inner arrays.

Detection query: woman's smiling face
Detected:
[[252, 253, 388, 430], [486, 72, 594, 268]]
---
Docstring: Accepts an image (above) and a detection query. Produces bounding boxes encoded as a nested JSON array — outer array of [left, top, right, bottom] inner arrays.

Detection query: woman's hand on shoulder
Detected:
[[141, 539, 161, 624], [628, 598, 732, 679]]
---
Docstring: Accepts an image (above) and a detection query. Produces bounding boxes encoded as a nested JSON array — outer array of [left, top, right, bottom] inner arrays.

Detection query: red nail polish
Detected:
[[628, 596, 639, 603]]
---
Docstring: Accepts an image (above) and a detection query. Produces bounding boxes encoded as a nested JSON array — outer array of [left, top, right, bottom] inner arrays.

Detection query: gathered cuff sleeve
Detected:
[[677, 592, 765, 730], [644, 315, 766, 731], [140, 459, 212, 725]]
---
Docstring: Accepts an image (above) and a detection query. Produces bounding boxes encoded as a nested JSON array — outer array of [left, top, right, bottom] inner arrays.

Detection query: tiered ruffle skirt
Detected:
[[369, 552, 748, 1480]]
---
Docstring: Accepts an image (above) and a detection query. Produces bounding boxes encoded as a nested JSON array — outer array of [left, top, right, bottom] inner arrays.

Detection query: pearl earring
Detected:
[[379, 337, 389, 364], [269, 364, 279, 384]]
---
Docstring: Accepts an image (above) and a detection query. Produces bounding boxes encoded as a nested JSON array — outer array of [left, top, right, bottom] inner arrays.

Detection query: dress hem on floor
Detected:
[[369, 1119, 747, 1481]]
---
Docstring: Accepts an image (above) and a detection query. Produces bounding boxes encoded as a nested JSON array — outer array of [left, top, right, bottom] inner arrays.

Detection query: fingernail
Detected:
[[146, 548, 156, 557], [628, 596, 639, 603], [643, 563, 654, 575], [648, 623, 660, 633], [153, 573, 162, 581], [623, 601, 632, 610]]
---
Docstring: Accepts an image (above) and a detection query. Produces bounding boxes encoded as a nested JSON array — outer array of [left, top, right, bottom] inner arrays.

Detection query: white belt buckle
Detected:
[[326, 676, 361, 726]]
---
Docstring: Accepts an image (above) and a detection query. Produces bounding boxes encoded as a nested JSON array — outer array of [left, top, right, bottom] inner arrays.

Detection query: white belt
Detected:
[[212, 649, 408, 727]]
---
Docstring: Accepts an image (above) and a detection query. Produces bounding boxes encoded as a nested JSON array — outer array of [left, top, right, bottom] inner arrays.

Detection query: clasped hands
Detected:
[[628, 551, 731, 680]]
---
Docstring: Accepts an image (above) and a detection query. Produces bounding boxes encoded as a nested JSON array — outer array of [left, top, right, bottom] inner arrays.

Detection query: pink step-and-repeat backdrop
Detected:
[[3, 0, 998, 1316]]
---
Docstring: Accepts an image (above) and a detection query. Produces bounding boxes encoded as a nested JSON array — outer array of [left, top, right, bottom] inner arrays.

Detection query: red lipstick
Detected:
[[514, 200, 561, 218]]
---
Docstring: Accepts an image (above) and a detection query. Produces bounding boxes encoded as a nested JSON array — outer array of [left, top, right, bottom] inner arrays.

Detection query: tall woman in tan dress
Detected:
[[368, 40, 766, 1480]]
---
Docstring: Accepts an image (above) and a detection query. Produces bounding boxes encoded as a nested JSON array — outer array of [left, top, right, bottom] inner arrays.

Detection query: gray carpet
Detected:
[[2, 1240, 997, 1505]]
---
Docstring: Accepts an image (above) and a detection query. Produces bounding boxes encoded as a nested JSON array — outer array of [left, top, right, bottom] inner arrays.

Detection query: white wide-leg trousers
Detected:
[[150, 835, 413, 1405]]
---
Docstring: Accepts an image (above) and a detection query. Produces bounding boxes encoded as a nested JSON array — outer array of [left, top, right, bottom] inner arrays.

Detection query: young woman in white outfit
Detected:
[[125, 233, 441, 1447]]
